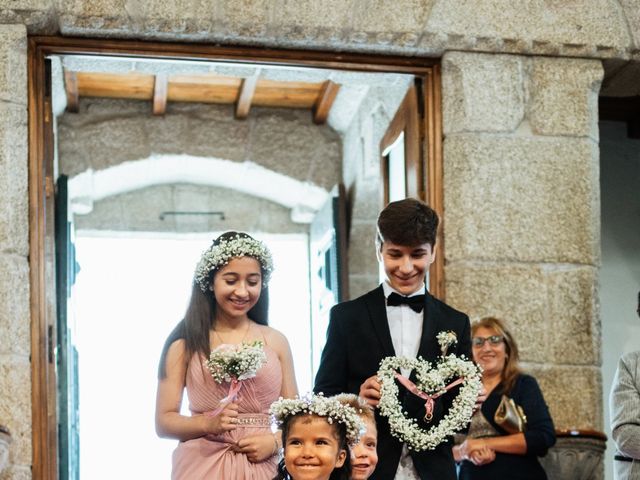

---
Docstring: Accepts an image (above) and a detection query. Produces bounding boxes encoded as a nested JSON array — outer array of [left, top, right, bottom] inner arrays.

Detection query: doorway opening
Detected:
[[598, 78, 640, 479], [29, 37, 443, 480], [72, 232, 309, 479]]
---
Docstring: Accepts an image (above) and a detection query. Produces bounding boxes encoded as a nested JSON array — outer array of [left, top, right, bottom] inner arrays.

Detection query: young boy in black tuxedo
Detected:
[[314, 198, 473, 480]]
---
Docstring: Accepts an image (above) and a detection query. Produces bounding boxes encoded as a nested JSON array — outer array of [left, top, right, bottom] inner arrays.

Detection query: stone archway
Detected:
[[68, 155, 329, 224]]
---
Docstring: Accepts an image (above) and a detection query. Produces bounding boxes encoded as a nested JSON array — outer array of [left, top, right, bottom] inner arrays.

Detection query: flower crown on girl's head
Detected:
[[270, 393, 366, 447], [194, 233, 274, 292]]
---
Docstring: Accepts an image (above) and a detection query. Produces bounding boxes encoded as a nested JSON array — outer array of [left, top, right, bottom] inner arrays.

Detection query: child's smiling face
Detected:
[[284, 414, 347, 480], [350, 417, 378, 479]]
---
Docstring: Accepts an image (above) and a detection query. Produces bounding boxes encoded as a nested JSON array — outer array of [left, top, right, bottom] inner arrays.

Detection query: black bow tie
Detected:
[[387, 292, 425, 313]]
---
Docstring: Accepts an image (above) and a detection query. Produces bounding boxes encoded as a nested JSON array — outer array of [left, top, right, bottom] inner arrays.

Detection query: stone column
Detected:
[[441, 51, 604, 430], [0, 24, 32, 480]]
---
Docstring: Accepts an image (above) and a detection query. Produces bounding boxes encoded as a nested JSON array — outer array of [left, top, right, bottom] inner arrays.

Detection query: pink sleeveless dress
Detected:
[[171, 345, 282, 480]]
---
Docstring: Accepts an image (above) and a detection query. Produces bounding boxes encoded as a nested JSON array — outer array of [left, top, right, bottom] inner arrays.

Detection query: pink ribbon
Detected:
[[394, 373, 465, 422], [206, 378, 243, 417]]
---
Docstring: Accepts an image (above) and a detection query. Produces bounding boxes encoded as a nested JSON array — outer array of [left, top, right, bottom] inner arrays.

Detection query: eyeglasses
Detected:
[[471, 335, 504, 347]]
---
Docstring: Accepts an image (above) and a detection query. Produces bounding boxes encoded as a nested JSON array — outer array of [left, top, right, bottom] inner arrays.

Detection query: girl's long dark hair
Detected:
[[272, 414, 352, 480], [158, 231, 270, 379]]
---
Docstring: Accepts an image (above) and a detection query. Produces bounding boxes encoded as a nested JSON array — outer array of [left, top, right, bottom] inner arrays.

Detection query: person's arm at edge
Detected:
[[610, 354, 640, 459], [519, 375, 556, 456]]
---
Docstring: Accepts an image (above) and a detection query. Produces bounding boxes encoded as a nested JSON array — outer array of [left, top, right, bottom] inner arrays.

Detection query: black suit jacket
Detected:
[[314, 285, 471, 480]]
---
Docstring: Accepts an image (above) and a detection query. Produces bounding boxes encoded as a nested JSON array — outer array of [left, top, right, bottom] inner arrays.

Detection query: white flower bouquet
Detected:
[[204, 340, 267, 416], [205, 340, 267, 384]]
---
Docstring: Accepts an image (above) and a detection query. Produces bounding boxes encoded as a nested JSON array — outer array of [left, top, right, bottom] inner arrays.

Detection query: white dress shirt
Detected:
[[382, 281, 424, 480]]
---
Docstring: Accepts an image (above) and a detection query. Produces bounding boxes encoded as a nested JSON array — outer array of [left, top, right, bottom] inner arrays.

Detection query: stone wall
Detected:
[[74, 184, 307, 234], [4, 1, 640, 60], [58, 99, 342, 191], [0, 24, 31, 480], [442, 51, 604, 430]]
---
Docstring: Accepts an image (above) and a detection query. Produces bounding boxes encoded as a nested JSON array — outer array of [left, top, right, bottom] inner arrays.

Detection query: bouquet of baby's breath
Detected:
[[205, 340, 267, 417], [205, 340, 267, 384]]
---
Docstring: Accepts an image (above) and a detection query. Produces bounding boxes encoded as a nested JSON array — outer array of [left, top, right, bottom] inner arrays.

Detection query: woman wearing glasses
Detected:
[[452, 317, 556, 480]]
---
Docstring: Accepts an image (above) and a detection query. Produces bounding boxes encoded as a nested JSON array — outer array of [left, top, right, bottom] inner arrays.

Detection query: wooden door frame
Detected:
[[380, 83, 421, 203], [379, 78, 445, 296], [28, 36, 444, 479]]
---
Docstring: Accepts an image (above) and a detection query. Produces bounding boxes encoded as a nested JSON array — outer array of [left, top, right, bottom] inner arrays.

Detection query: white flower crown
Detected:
[[194, 234, 274, 292], [270, 393, 365, 447]]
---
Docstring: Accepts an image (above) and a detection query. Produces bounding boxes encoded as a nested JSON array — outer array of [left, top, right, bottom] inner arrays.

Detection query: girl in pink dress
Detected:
[[156, 231, 298, 480]]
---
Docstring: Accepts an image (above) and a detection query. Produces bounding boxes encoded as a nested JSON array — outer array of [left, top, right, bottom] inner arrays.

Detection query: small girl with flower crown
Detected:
[[270, 394, 365, 480]]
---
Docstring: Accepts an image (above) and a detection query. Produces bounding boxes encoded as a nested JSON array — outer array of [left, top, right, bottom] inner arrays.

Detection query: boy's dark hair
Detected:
[[376, 198, 439, 248]]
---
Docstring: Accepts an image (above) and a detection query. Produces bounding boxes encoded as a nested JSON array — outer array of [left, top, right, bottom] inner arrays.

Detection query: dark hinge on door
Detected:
[[48, 324, 54, 363]]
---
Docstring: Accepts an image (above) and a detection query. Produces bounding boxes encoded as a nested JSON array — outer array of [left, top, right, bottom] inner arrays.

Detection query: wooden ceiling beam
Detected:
[[64, 71, 79, 113], [76, 71, 155, 99], [153, 73, 168, 115], [66, 70, 339, 116], [313, 80, 340, 124], [253, 79, 322, 108], [168, 74, 241, 103], [235, 75, 258, 119]]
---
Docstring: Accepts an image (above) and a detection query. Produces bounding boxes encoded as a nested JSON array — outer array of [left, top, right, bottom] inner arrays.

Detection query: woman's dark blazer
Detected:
[[458, 374, 556, 480], [314, 285, 471, 480]]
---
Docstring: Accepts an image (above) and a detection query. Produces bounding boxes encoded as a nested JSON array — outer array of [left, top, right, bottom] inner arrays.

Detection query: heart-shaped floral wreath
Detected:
[[377, 353, 482, 451]]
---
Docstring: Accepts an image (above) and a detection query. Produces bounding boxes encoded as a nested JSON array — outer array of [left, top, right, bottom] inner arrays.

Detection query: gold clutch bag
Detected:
[[494, 395, 527, 433]]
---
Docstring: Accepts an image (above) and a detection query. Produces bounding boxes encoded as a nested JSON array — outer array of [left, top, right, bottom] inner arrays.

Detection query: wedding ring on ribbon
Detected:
[[394, 373, 465, 422], [206, 378, 243, 417]]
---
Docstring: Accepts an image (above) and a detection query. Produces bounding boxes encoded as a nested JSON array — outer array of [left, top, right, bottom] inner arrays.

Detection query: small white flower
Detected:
[[437, 330, 457, 356]]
